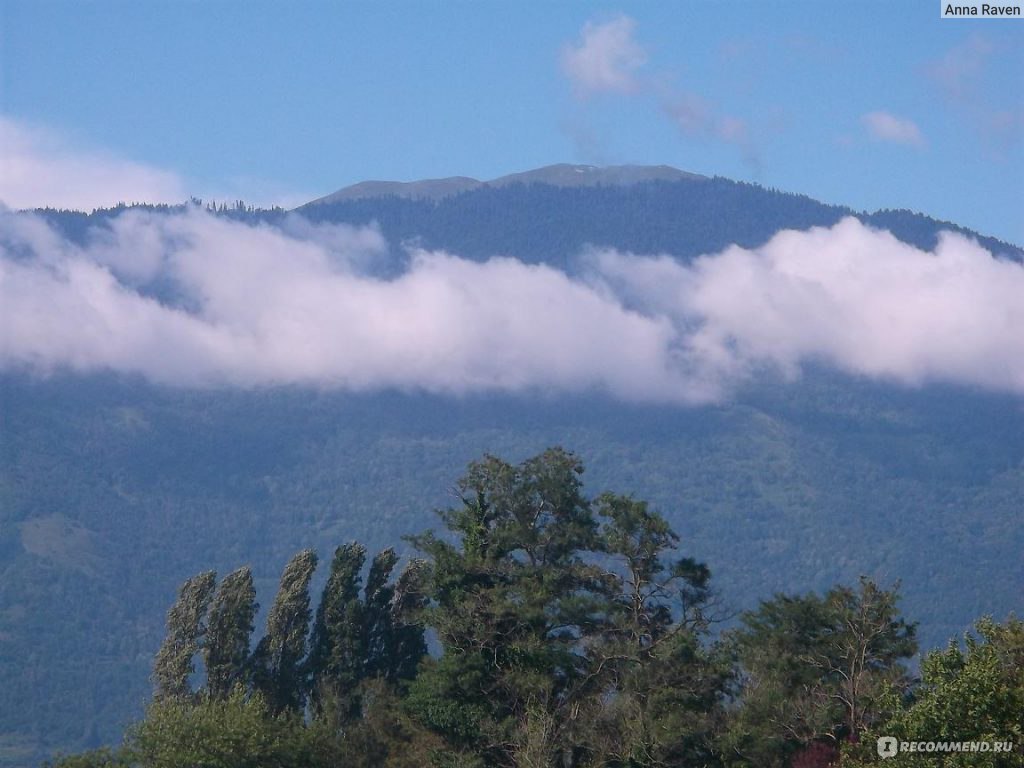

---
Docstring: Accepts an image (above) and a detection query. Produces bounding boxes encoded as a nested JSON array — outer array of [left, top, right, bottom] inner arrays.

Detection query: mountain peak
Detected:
[[490, 163, 705, 189], [306, 163, 706, 206]]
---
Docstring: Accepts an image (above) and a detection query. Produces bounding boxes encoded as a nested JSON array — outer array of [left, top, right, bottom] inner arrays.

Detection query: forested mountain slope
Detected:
[[4, 172, 1022, 764]]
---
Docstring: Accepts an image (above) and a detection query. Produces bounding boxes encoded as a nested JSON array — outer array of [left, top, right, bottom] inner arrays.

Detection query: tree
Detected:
[[725, 578, 917, 767], [45, 748, 132, 768], [844, 616, 1024, 767], [128, 688, 328, 768], [568, 493, 727, 767], [306, 543, 429, 723], [363, 547, 399, 680], [203, 566, 257, 700], [406, 449, 726, 768], [152, 570, 216, 701], [820, 579, 918, 737], [406, 448, 610, 766], [388, 557, 429, 683], [251, 549, 318, 714], [307, 542, 366, 718]]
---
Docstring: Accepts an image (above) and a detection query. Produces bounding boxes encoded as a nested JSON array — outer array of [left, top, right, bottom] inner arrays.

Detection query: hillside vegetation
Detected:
[[48, 450, 1023, 768], [4, 175, 1022, 764]]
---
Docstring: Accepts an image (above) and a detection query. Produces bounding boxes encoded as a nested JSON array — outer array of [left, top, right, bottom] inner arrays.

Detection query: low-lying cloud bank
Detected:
[[1, 209, 1021, 402], [0, 117, 188, 212]]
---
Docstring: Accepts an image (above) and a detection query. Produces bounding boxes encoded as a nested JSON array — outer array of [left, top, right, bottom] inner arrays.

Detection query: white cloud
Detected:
[[0, 117, 189, 211], [0, 116, 315, 212], [861, 111, 926, 148], [3, 211, 1023, 402], [588, 218, 1024, 395], [560, 15, 647, 97], [0, 209, 682, 400]]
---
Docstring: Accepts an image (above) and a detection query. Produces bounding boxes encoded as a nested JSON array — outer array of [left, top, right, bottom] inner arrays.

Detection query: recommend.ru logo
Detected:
[[878, 737, 1016, 758]]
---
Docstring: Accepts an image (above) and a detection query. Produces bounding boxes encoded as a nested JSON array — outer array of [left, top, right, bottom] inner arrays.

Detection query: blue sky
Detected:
[[1, 0, 1022, 242]]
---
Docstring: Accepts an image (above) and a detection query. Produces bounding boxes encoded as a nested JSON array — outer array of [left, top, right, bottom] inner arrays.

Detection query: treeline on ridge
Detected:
[[50, 449, 1023, 768]]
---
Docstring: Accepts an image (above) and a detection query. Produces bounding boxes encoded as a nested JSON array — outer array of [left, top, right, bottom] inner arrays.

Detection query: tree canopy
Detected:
[[47, 448, 1021, 768]]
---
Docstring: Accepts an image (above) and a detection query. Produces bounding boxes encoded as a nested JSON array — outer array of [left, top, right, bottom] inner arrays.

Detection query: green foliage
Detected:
[[406, 449, 611, 765], [844, 617, 1024, 767], [407, 448, 728, 767], [128, 688, 330, 768], [12, 177, 1022, 763], [307, 542, 366, 717], [724, 578, 917, 767], [364, 547, 400, 679], [45, 748, 132, 768], [45, 448, 1014, 768], [152, 570, 216, 701], [305, 542, 429, 724], [250, 549, 318, 714], [326, 678, 448, 768], [203, 566, 257, 700], [569, 494, 728, 767], [389, 558, 430, 683]]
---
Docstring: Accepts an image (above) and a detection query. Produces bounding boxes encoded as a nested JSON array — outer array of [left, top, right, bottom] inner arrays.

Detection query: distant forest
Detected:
[[50, 449, 1022, 768], [7, 177, 1021, 765], [34, 177, 1023, 272]]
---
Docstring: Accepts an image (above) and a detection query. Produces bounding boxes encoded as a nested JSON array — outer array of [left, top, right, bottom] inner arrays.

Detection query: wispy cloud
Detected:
[[661, 93, 758, 169], [0, 117, 189, 211], [3, 210, 1022, 402], [560, 15, 647, 97], [927, 33, 994, 103], [561, 15, 760, 170], [0, 116, 314, 212], [925, 34, 1023, 152], [861, 111, 926, 148]]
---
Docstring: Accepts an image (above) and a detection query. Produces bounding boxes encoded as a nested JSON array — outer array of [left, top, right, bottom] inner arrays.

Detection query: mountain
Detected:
[[306, 163, 705, 205], [5, 168, 1022, 765], [308, 175, 481, 204], [296, 169, 1021, 274]]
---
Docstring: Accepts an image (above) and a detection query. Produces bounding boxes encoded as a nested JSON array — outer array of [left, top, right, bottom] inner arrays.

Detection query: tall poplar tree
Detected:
[[152, 570, 217, 701], [389, 557, 429, 683], [251, 549, 318, 714], [307, 542, 365, 717], [203, 566, 257, 700], [363, 547, 399, 680]]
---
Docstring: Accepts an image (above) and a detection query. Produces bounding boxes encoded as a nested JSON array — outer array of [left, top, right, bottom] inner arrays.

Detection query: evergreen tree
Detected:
[[406, 449, 616, 766], [251, 549, 318, 714], [152, 570, 216, 701], [571, 494, 726, 767], [202, 566, 257, 700]]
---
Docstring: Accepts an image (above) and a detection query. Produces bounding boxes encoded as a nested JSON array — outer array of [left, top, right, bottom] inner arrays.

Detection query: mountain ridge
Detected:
[[306, 163, 708, 205], [8, 165, 1023, 765]]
